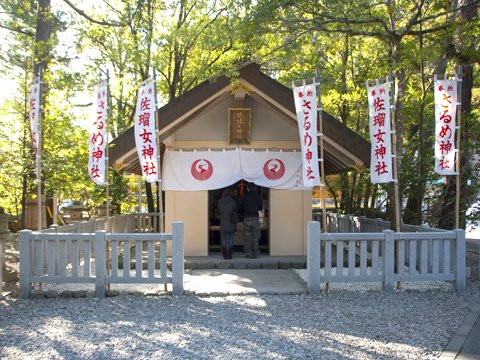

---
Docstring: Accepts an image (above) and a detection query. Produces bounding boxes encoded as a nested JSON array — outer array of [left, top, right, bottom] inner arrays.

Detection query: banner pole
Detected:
[[315, 69, 327, 233], [37, 66, 43, 230], [153, 69, 164, 233], [455, 68, 462, 229], [389, 71, 401, 233], [138, 176, 143, 229], [105, 69, 110, 232], [138, 176, 143, 213], [105, 69, 111, 293]]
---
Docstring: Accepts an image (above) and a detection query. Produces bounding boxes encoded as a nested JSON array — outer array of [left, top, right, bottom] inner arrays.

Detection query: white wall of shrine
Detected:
[[162, 85, 312, 257]]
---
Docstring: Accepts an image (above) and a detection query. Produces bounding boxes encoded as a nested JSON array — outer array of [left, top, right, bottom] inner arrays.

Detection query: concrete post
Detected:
[[95, 230, 106, 297], [172, 221, 184, 296], [454, 229, 466, 291], [383, 230, 394, 292], [19, 230, 32, 299], [307, 221, 321, 295]]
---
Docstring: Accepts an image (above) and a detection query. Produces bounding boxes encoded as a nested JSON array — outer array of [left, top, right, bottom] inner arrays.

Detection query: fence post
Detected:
[[383, 230, 394, 292], [454, 229, 466, 291], [19, 230, 32, 299], [360, 216, 367, 232], [307, 221, 321, 295], [95, 230, 106, 297], [172, 221, 184, 296]]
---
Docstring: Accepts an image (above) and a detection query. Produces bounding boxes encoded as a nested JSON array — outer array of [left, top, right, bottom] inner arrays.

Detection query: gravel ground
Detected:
[[2, 235, 480, 360], [1, 282, 480, 359]]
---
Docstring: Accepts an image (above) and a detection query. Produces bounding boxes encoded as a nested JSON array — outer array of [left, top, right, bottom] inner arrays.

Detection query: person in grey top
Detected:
[[238, 183, 263, 258], [217, 187, 238, 259]]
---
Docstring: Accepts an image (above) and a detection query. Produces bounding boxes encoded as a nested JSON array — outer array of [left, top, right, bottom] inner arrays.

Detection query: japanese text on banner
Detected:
[[28, 78, 40, 176], [367, 81, 393, 183], [293, 84, 320, 187], [29, 80, 40, 159], [134, 79, 158, 183], [88, 83, 108, 185], [434, 79, 457, 175]]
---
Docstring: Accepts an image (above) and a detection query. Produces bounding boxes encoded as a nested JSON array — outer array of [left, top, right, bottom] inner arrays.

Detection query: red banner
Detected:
[[293, 83, 320, 187], [88, 82, 108, 185], [134, 79, 158, 183], [29, 78, 41, 176], [367, 80, 393, 183], [434, 79, 458, 175]]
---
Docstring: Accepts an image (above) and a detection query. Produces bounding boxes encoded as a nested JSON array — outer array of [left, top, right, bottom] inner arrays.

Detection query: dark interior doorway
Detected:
[[208, 180, 269, 254]]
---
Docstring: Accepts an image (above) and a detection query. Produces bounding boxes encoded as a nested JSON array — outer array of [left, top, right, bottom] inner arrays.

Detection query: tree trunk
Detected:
[[34, 0, 52, 77], [145, 181, 155, 213]]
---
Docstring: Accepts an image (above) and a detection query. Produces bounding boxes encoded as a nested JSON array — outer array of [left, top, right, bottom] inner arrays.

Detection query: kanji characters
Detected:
[[373, 97, 385, 112], [142, 144, 155, 160], [374, 128, 386, 143], [375, 144, 387, 160], [368, 82, 392, 182], [91, 147, 103, 162], [134, 82, 158, 182], [295, 83, 319, 185], [140, 97, 151, 111], [138, 112, 150, 127], [434, 79, 457, 175], [89, 83, 108, 184], [439, 140, 453, 154], [375, 161, 389, 176], [143, 161, 157, 176], [90, 164, 101, 178], [139, 128, 153, 143], [373, 113, 386, 127]]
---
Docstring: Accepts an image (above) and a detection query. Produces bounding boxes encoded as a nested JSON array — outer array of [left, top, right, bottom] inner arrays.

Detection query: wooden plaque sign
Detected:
[[228, 108, 251, 144]]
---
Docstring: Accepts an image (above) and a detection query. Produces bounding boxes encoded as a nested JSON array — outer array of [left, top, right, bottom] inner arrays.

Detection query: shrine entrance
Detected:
[[208, 180, 269, 254]]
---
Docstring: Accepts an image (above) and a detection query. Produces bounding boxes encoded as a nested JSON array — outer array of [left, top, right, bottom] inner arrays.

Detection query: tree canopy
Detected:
[[0, 0, 478, 230]]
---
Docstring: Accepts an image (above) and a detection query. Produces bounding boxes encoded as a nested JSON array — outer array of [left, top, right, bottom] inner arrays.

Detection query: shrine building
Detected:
[[110, 63, 370, 256]]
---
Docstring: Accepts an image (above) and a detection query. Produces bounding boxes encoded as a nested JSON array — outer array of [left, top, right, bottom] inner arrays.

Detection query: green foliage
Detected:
[[0, 94, 30, 216], [0, 0, 478, 230]]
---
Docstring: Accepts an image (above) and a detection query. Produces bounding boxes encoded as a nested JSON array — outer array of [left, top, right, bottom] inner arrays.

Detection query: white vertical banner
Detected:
[[434, 79, 457, 175], [29, 78, 41, 174], [293, 83, 320, 187], [88, 81, 108, 185], [134, 78, 158, 183], [367, 80, 393, 183]]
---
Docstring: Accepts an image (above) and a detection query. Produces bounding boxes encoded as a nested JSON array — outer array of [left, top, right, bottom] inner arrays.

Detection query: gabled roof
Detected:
[[110, 63, 370, 175]]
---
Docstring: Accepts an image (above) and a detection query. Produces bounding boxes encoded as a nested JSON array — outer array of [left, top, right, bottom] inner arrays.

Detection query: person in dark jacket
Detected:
[[217, 187, 238, 259], [238, 183, 263, 258]]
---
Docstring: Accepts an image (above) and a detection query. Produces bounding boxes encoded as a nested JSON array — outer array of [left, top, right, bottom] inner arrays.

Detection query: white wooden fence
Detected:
[[41, 213, 163, 234], [322, 212, 446, 234], [19, 221, 184, 298], [307, 221, 466, 295]]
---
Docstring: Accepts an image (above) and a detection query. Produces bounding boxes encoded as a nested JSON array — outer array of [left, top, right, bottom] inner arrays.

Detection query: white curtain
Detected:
[[162, 148, 311, 191]]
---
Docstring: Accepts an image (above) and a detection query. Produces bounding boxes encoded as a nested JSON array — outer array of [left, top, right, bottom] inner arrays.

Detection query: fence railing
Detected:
[[19, 221, 184, 298], [315, 212, 447, 233], [41, 213, 163, 234], [307, 221, 466, 295]]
